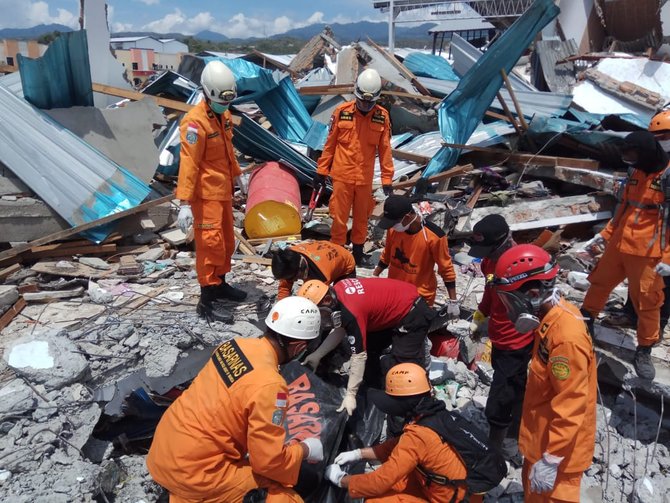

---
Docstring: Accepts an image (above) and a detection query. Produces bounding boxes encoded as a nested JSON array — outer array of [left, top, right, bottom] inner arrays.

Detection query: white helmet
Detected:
[[201, 60, 237, 104], [265, 296, 321, 340], [355, 68, 382, 101]]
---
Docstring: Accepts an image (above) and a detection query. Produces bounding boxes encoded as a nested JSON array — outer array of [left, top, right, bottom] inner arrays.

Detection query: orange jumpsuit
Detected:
[[176, 100, 242, 287], [147, 338, 304, 503], [378, 221, 456, 306], [277, 241, 356, 300], [347, 423, 467, 502], [519, 300, 597, 502], [582, 166, 670, 346], [316, 101, 394, 245]]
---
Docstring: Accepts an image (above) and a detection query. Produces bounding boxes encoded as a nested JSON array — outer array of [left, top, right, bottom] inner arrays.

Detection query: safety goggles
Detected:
[[217, 89, 237, 103]]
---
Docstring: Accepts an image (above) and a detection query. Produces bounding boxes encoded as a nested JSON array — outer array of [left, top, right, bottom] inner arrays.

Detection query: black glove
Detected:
[[313, 173, 327, 190], [383, 184, 393, 196]]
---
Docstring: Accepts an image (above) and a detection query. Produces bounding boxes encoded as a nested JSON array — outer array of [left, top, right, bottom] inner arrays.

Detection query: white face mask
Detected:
[[660, 140, 670, 152], [392, 214, 416, 233]]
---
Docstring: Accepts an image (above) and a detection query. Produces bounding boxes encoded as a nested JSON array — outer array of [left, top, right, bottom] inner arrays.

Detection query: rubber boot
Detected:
[[197, 286, 234, 323], [352, 244, 374, 268], [488, 425, 507, 453], [216, 276, 247, 302], [633, 345, 655, 380], [580, 308, 595, 339]]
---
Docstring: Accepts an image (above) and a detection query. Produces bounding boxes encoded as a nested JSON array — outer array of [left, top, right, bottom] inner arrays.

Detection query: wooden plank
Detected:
[[92, 83, 194, 113], [234, 228, 258, 256], [366, 38, 432, 96], [496, 91, 523, 136], [233, 255, 273, 266], [0, 298, 26, 331], [390, 164, 473, 189], [31, 261, 119, 279], [500, 69, 530, 131], [117, 286, 169, 315], [0, 195, 174, 263], [0, 264, 21, 281], [392, 149, 431, 165], [29, 244, 117, 260]]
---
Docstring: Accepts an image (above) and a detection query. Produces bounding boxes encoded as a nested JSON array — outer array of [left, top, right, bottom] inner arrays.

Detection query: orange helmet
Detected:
[[296, 280, 329, 306], [385, 363, 431, 397], [649, 110, 670, 134]]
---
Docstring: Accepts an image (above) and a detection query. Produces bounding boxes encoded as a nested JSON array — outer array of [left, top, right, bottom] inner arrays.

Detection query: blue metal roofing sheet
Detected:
[[403, 53, 459, 81]]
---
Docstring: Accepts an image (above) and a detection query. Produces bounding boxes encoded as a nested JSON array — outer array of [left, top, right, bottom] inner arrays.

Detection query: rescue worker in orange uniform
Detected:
[[324, 363, 482, 502], [314, 68, 395, 265], [581, 131, 670, 380], [176, 60, 247, 322], [373, 195, 458, 311], [494, 245, 597, 502], [146, 296, 325, 503], [271, 240, 356, 300]]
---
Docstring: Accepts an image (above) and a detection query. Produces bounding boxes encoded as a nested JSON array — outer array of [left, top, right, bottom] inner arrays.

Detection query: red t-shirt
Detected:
[[334, 278, 418, 352], [479, 257, 534, 350]]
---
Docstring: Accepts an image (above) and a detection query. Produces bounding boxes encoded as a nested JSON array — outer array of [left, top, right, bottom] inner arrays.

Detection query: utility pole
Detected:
[[388, 0, 395, 52]]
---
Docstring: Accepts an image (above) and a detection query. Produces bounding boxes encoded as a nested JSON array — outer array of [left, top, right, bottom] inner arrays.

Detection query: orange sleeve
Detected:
[[175, 118, 206, 201], [349, 431, 421, 498], [247, 380, 303, 486], [432, 235, 456, 285], [277, 279, 294, 300], [316, 112, 340, 176], [378, 113, 394, 186], [379, 232, 393, 267], [370, 436, 400, 461], [545, 340, 593, 458]]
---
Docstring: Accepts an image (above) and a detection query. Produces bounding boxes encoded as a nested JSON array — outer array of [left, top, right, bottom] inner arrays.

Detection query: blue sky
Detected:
[[0, 0, 385, 37]]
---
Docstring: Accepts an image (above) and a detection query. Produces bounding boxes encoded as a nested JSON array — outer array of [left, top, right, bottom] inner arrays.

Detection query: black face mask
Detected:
[[622, 131, 670, 174]]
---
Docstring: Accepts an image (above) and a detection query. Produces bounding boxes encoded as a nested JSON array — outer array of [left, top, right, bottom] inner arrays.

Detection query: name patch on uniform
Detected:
[[186, 123, 198, 145], [211, 340, 253, 387], [371, 112, 386, 125], [339, 111, 354, 121], [550, 356, 570, 380]]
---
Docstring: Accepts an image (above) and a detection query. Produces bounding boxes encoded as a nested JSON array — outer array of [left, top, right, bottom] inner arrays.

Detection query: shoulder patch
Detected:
[[550, 356, 570, 380], [339, 110, 354, 121], [211, 340, 254, 387], [424, 220, 446, 238], [271, 409, 285, 426]]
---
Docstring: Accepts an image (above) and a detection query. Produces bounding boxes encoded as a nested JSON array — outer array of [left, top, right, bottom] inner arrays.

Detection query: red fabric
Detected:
[[479, 257, 534, 351], [334, 278, 418, 350]]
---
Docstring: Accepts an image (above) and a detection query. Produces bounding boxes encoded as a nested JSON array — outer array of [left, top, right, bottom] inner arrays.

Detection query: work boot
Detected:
[[197, 286, 234, 323], [488, 425, 508, 453], [215, 277, 248, 302], [580, 308, 596, 339], [352, 244, 374, 268], [633, 345, 655, 380]]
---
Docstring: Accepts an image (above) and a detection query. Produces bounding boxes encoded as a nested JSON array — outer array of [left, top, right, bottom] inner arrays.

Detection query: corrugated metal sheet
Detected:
[[0, 85, 150, 242], [533, 39, 578, 94], [418, 77, 572, 118], [403, 53, 459, 81], [0, 72, 24, 98]]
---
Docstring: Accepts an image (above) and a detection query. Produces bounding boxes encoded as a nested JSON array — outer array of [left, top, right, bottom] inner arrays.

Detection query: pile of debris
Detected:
[[1, 0, 670, 501]]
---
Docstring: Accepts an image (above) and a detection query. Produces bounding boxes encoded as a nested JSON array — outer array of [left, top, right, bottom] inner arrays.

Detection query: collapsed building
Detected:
[[0, 0, 669, 501]]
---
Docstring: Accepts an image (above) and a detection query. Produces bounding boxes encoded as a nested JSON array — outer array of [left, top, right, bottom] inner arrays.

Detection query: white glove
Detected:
[[177, 204, 193, 234], [447, 300, 460, 320], [235, 175, 248, 196], [325, 464, 346, 487], [337, 393, 357, 416], [301, 437, 324, 463], [656, 263, 670, 276], [334, 449, 362, 466], [529, 452, 563, 493]]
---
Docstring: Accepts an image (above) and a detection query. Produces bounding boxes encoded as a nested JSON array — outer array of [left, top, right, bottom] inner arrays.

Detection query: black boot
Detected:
[[197, 286, 234, 323], [634, 345, 655, 380], [580, 308, 595, 339], [215, 276, 247, 302], [352, 244, 374, 268]]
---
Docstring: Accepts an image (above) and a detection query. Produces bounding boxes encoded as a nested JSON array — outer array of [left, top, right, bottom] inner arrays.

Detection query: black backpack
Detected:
[[416, 409, 507, 498]]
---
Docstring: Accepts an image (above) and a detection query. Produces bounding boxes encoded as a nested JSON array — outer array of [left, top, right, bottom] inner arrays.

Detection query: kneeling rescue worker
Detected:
[[494, 245, 597, 502], [176, 60, 248, 322], [146, 296, 324, 503]]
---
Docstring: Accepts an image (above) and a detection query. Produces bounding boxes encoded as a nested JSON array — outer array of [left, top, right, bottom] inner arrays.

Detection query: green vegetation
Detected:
[[37, 31, 62, 44]]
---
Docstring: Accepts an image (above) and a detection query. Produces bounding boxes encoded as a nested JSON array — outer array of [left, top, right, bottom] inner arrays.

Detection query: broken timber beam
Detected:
[[390, 164, 473, 190], [0, 297, 26, 331], [366, 38, 432, 96], [93, 83, 194, 113], [509, 164, 616, 192]]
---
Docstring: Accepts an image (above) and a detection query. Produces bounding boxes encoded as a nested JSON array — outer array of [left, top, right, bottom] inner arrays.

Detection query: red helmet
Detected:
[[494, 244, 558, 292]]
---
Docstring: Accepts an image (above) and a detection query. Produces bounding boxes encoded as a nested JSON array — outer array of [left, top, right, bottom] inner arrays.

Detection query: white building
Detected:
[[110, 36, 188, 54]]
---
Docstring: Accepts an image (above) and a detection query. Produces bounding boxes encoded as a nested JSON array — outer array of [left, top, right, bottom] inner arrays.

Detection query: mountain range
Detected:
[[0, 21, 437, 44]]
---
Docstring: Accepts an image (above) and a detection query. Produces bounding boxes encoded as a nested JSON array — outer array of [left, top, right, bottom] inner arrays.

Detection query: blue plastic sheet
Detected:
[[404, 53, 459, 81], [18, 30, 94, 109], [424, 0, 560, 177]]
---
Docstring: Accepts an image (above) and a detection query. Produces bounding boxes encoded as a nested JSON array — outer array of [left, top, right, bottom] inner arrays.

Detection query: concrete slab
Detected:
[[0, 285, 18, 308]]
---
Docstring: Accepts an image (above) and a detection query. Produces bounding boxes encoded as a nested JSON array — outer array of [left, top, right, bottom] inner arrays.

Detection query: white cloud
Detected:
[[137, 0, 160, 5], [0, 0, 78, 29]]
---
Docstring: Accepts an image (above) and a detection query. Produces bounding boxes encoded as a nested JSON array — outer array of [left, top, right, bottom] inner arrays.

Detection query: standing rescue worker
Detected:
[[581, 131, 670, 379], [494, 245, 597, 502], [373, 195, 459, 312], [313, 68, 395, 265], [176, 60, 247, 322], [324, 363, 472, 502], [467, 214, 533, 458], [297, 278, 434, 416], [146, 296, 325, 503], [271, 240, 356, 300]]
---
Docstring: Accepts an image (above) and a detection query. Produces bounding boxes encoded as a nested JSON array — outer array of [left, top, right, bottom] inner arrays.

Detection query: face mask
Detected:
[[356, 99, 375, 113], [660, 140, 670, 152], [210, 101, 229, 114], [392, 214, 416, 233], [497, 290, 542, 333]]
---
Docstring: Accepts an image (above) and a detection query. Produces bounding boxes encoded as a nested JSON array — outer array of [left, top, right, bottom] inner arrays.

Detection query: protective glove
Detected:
[[337, 394, 357, 416], [301, 352, 322, 371], [469, 309, 487, 334], [235, 175, 247, 196], [447, 299, 460, 320], [325, 464, 346, 487], [177, 204, 193, 234], [383, 184, 393, 196], [301, 328, 345, 371], [313, 173, 327, 190], [301, 437, 324, 463], [656, 263, 670, 276], [334, 449, 362, 466], [336, 352, 367, 416], [529, 452, 563, 493]]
